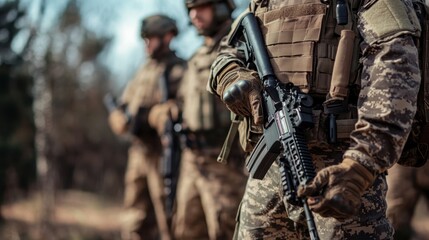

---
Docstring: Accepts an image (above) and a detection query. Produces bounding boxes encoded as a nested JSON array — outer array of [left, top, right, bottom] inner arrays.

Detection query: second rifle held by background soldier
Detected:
[[158, 72, 182, 224], [103, 89, 182, 224]]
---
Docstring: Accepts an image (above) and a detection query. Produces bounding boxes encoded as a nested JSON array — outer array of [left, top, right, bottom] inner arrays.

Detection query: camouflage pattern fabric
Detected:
[[344, 0, 421, 173], [234, 161, 310, 240], [235, 142, 393, 239], [344, 34, 420, 172]]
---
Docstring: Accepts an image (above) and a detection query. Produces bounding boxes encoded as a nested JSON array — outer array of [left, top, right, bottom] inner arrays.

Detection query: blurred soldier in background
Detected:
[[107, 14, 186, 240], [387, 163, 429, 239], [149, 0, 247, 239]]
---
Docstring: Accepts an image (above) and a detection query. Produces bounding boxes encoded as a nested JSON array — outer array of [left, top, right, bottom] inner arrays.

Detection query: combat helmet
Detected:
[[185, 0, 236, 23], [141, 14, 178, 38]]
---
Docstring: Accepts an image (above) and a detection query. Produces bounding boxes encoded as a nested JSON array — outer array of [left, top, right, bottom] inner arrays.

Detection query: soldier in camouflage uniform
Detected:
[[108, 14, 186, 240], [208, 0, 422, 239], [150, 0, 247, 239]]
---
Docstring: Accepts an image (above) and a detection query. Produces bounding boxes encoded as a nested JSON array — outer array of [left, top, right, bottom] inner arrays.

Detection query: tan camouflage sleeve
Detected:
[[343, 0, 421, 173], [207, 28, 248, 96]]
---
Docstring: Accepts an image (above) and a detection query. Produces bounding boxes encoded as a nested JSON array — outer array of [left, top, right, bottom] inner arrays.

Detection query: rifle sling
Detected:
[[217, 113, 242, 164]]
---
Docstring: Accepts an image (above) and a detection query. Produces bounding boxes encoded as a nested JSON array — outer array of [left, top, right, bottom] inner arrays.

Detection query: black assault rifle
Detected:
[[160, 109, 182, 224], [159, 71, 182, 225], [104, 88, 181, 224], [228, 12, 319, 240]]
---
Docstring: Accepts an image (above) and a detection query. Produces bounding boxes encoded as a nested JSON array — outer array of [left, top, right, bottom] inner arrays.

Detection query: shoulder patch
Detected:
[[360, 0, 421, 44]]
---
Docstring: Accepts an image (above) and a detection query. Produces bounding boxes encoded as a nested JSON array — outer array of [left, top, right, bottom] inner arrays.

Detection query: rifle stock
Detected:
[[229, 12, 319, 240]]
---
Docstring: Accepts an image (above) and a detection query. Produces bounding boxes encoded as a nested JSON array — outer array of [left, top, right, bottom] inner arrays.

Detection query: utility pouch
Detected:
[[323, 29, 356, 143], [329, 29, 355, 100]]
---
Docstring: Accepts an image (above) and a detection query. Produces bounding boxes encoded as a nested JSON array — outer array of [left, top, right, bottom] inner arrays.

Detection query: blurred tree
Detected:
[[0, 0, 35, 223], [0, 0, 251, 238], [26, 0, 127, 238]]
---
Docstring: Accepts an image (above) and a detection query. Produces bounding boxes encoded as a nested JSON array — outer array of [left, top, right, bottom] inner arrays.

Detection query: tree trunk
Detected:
[[33, 70, 56, 239]]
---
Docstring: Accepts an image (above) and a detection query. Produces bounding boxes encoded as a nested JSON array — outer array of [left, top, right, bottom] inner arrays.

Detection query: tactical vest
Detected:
[[180, 25, 232, 133], [247, 0, 363, 146], [122, 52, 185, 116], [252, 0, 362, 98], [120, 52, 186, 144], [248, 0, 428, 167]]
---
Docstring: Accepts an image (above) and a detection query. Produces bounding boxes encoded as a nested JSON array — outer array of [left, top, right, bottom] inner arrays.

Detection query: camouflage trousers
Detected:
[[234, 145, 394, 239], [386, 163, 429, 236], [122, 143, 171, 240], [173, 148, 247, 240]]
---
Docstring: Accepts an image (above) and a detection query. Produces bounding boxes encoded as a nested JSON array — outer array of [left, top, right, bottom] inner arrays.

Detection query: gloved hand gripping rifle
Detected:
[[228, 12, 319, 240]]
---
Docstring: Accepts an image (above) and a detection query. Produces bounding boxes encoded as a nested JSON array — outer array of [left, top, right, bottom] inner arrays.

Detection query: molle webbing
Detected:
[[254, 0, 356, 96], [251, 0, 360, 97], [248, 0, 361, 142]]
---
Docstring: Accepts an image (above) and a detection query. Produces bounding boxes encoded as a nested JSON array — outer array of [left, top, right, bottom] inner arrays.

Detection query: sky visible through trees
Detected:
[[5, 0, 249, 91]]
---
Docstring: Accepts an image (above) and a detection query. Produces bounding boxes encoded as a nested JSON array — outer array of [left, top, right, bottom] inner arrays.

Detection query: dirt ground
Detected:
[[0, 190, 122, 240], [1, 190, 429, 240]]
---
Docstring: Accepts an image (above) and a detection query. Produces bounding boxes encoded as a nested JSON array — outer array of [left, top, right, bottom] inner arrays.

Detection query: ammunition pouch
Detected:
[[320, 111, 357, 142]]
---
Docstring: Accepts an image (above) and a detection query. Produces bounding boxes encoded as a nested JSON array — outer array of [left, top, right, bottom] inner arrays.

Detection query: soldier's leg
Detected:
[[146, 151, 171, 240], [234, 161, 310, 240], [122, 145, 158, 240], [386, 164, 419, 239], [173, 149, 209, 239], [197, 156, 246, 240]]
